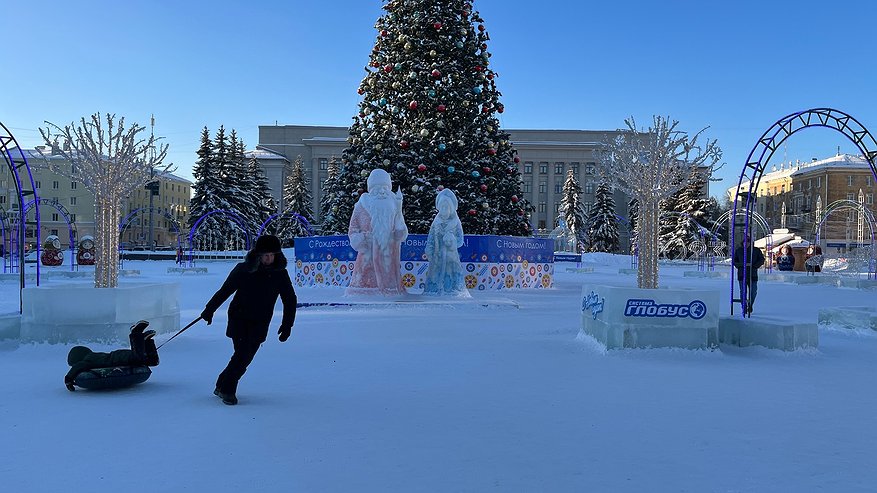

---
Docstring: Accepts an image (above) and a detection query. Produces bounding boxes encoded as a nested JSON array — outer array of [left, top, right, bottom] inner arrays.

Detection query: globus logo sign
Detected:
[[624, 299, 707, 319]]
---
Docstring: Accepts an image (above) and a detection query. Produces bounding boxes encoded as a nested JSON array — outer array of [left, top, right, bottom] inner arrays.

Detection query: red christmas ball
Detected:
[[487, 73, 494, 80], [433, 22, 442, 30], [482, 106, 490, 113], [482, 167, 491, 173], [480, 184, 487, 192], [437, 104, 446, 112], [359, 112, 366, 118], [409, 100, 418, 110], [517, 210, 524, 216], [513, 156, 520, 163], [381, 30, 388, 37], [474, 65, 483, 72], [481, 43, 488, 50], [400, 140, 409, 149], [384, 64, 393, 73], [357, 88, 364, 95], [511, 195, 519, 203], [358, 189, 366, 195], [431, 69, 441, 78], [478, 24, 485, 32], [417, 164, 427, 172], [468, 209, 477, 216], [486, 148, 496, 155], [497, 105, 504, 113]]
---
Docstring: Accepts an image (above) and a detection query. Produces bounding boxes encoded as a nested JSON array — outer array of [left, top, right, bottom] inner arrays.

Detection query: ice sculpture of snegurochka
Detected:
[[424, 188, 469, 297]]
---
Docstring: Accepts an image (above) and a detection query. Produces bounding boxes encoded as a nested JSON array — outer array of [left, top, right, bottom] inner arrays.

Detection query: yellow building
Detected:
[[0, 147, 191, 249]]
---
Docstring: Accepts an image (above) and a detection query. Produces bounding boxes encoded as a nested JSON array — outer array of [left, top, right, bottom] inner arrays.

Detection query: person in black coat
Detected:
[[775, 244, 795, 271], [201, 235, 296, 405], [64, 321, 159, 391], [733, 235, 766, 315]]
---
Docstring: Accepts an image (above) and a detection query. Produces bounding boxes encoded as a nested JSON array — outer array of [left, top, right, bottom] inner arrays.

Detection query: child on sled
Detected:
[[64, 320, 160, 391]]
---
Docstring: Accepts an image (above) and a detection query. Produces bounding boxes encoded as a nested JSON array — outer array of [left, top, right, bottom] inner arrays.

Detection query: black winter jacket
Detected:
[[65, 346, 139, 383], [204, 251, 297, 341], [733, 245, 766, 281]]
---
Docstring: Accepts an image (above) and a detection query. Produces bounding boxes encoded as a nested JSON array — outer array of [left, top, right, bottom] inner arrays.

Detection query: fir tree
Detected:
[[226, 130, 256, 233], [673, 170, 712, 254], [249, 154, 277, 233], [277, 155, 313, 240], [558, 170, 588, 252], [586, 182, 619, 253], [189, 127, 234, 250], [318, 156, 343, 235], [324, 0, 531, 236]]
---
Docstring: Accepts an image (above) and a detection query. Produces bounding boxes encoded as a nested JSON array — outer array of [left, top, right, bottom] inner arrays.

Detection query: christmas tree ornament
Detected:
[[433, 22, 442, 30], [405, 42, 413, 51], [471, 171, 480, 177], [417, 164, 427, 172], [481, 202, 489, 209], [420, 128, 430, 137], [438, 143, 446, 151], [468, 209, 477, 216], [497, 105, 504, 113], [409, 100, 418, 110], [411, 184, 419, 192], [480, 184, 487, 192], [392, 82, 401, 89], [455, 41, 464, 48], [513, 156, 520, 163], [511, 195, 519, 203], [430, 50, 437, 57], [409, 71, 417, 79], [472, 86, 482, 94], [394, 63, 402, 71], [375, 143, 383, 150], [400, 140, 409, 149], [357, 88, 364, 95], [447, 166, 455, 173], [379, 98, 387, 106], [360, 170, 369, 177], [482, 166, 491, 173], [431, 69, 441, 78], [381, 29, 389, 37], [478, 24, 485, 32], [482, 106, 490, 113], [437, 104, 446, 112], [437, 185, 445, 191], [384, 64, 393, 73], [486, 148, 496, 155], [436, 120, 445, 128], [383, 159, 391, 166], [474, 65, 482, 72], [428, 89, 437, 97]]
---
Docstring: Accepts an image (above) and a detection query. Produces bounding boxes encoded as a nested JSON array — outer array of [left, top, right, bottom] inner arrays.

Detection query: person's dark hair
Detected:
[[253, 235, 282, 254]]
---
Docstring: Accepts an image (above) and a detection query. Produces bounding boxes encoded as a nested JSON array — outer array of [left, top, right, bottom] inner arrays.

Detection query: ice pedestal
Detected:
[[683, 270, 728, 279], [818, 306, 877, 331], [0, 312, 20, 342], [719, 316, 818, 350], [20, 282, 180, 344], [580, 284, 719, 349]]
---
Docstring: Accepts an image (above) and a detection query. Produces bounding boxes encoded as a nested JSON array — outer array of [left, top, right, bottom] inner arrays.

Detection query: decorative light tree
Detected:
[[40, 113, 171, 288], [597, 116, 721, 288]]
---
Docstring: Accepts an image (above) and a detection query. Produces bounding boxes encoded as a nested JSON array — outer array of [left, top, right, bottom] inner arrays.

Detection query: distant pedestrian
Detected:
[[733, 235, 765, 315], [805, 244, 823, 273], [775, 244, 795, 271], [200, 235, 296, 405], [176, 245, 183, 265]]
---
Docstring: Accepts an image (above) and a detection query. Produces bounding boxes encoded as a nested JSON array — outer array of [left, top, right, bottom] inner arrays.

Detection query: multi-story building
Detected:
[[253, 125, 654, 246], [0, 147, 192, 249], [727, 153, 877, 250]]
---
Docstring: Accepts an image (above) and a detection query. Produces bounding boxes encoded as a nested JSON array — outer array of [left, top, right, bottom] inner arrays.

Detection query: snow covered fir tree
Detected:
[[275, 155, 314, 242], [318, 156, 344, 235], [188, 126, 276, 250], [322, 0, 532, 236], [586, 182, 619, 253], [558, 169, 588, 252]]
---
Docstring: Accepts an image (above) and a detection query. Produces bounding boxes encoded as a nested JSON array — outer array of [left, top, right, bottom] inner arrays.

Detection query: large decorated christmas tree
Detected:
[[323, 0, 531, 236]]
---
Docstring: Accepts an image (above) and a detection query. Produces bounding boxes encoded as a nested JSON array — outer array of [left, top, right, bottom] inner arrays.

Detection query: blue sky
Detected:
[[5, 0, 876, 199]]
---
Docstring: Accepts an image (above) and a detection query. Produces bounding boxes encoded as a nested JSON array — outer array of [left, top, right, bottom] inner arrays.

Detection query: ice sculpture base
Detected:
[[818, 306, 877, 331], [20, 282, 180, 344], [718, 315, 817, 351], [580, 284, 719, 350]]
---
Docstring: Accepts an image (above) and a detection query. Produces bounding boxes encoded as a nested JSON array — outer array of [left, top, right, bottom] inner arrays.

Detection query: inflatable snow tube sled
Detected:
[[74, 366, 152, 390]]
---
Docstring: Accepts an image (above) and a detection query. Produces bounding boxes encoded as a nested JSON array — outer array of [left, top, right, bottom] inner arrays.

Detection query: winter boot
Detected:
[[130, 320, 150, 334], [214, 388, 238, 405]]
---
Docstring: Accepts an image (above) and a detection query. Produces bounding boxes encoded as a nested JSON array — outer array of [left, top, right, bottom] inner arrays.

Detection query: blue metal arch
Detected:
[[119, 206, 183, 249], [731, 108, 877, 316], [21, 198, 78, 272], [1, 122, 41, 307], [258, 210, 315, 239], [187, 209, 252, 261]]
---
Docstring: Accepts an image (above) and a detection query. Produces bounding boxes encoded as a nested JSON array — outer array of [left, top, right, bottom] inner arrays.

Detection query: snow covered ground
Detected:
[[2, 253, 876, 492]]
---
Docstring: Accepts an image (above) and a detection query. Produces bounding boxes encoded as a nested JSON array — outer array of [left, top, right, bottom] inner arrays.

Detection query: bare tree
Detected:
[[39, 113, 172, 288], [597, 116, 721, 289]]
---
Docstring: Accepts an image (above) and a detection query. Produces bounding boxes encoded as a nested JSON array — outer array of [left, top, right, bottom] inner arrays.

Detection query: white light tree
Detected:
[[40, 113, 171, 288], [597, 116, 721, 289]]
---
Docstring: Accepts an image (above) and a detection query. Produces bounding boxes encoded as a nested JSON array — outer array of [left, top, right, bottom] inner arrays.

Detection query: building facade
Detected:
[[727, 154, 877, 250], [254, 125, 645, 243], [0, 147, 192, 249]]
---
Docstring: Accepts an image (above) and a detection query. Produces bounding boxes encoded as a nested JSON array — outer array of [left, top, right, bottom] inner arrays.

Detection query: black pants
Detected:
[[129, 332, 159, 366], [216, 331, 264, 395]]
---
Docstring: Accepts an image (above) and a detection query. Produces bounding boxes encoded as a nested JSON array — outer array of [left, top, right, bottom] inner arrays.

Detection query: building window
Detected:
[[554, 203, 561, 213], [538, 203, 546, 213], [70, 197, 77, 206], [868, 176, 873, 187], [584, 202, 592, 213], [539, 182, 546, 194], [52, 213, 59, 221], [36, 180, 41, 189], [538, 220, 546, 229], [816, 176, 821, 188], [570, 162, 580, 175], [523, 182, 532, 193], [70, 213, 76, 222], [867, 194, 874, 205], [585, 162, 595, 175], [0, 195, 4, 204], [524, 162, 533, 174], [71, 181, 77, 190], [808, 179, 812, 190], [51, 229, 58, 236], [849, 175, 853, 187], [539, 162, 548, 174], [847, 193, 855, 201], [797, 183, 802, 192], [584, 183, 594, 194], [554, 183, 562, 194], [319, 158, 328, 170], [53, 180, 59, 189], [554, 162, 564, 174]]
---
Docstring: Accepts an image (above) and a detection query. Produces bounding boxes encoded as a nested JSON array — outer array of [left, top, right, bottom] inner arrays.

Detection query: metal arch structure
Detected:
[[258, 210, 315, 241], [1, 122, 41, 312], [731, 108, 877, 316], [812, 199, 876, 248], [187, 209, 252, 264], [119, 206, 184, 249], [20, 198, 79, 273]]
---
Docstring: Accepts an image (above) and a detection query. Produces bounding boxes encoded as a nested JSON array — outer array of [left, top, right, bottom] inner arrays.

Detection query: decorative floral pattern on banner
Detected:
[[294, 235, 554, 290]]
